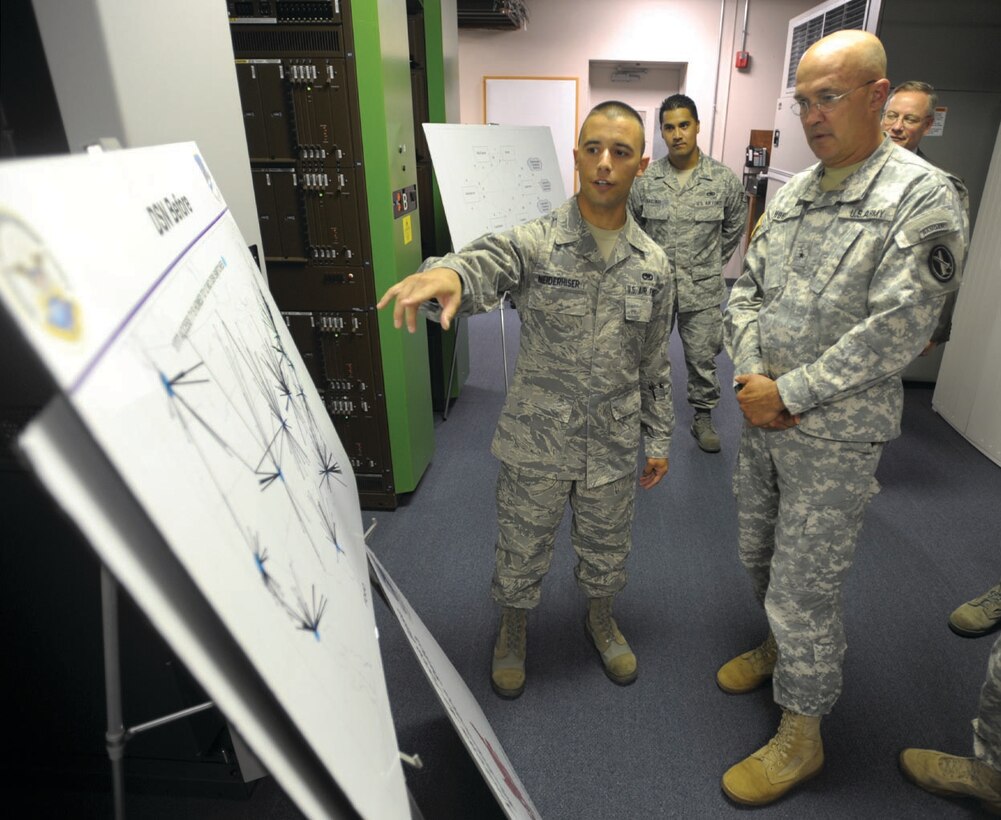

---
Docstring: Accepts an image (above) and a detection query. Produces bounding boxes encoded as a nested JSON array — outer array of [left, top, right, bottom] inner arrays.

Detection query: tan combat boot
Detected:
[[491, 606, 527, 699], [900, 749, 1001, 815], [586, 596, 637, 685], [949, 582, 1001, 637], [722, 709, 824, 805], [716, 632, 777, 693]]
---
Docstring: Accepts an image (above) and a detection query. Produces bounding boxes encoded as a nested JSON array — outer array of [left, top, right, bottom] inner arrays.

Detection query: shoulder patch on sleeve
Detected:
[[895, 208, 961, 249], [928, 245, 957, 283]]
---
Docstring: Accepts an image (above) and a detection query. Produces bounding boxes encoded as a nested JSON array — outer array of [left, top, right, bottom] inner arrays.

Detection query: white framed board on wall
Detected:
[[484, 76, 578, 197]]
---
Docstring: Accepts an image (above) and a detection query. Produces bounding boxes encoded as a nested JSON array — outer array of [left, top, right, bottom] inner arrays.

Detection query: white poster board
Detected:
[[368, 550, 540, 820], [934, 123, 1001, 466], [422, 123, 566, 251], [0, 143, 407, 819], [484, 77, 578, 199]]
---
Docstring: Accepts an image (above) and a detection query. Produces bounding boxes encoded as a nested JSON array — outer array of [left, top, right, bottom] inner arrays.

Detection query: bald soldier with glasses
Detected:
[[719, 31, 967, 806], [792, 78, 877, 117]]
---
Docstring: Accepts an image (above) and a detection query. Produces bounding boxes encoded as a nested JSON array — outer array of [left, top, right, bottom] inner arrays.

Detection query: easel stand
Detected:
[[100, 567, 214, 819], [96, 515, 421, 820], [86, 138, 219, 819], [442, 295, 511, 421], [363, 520, 426, 820]]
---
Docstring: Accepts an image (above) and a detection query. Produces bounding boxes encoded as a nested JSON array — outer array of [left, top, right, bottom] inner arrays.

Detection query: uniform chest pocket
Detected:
[[640, 200, 672, 221], [807, 222, 867, 298], [527, 286, 590, 315], [684, 204, 726, 271], [760, 222, 790, 295], [624, 294, 652, 323], [693, 204, 724, 223]]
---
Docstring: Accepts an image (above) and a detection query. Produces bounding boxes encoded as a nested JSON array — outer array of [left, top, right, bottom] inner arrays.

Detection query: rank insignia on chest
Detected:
[[928, 245, 956, 282]]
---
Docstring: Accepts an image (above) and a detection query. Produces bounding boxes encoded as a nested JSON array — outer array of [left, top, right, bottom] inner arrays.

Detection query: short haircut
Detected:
[[580, 100, 645, 150], [659, 94, 699, 125], [889, 80, 937, 116]]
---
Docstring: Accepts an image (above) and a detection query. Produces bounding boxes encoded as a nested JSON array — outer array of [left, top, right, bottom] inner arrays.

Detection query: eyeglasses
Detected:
[[882, 111, 928, 126], [791, 79, 877, 117]]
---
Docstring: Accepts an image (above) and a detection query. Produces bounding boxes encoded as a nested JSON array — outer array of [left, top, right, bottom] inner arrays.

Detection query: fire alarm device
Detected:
[[735, 51, 750, 69]]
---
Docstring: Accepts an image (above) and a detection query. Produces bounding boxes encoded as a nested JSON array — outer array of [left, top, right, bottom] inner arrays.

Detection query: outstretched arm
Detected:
[[376, 267, 462, 333]]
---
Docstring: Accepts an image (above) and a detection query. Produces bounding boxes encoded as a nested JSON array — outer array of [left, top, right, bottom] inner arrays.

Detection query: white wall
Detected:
[[456, 0, 817, 177], [589, 64, 684, 163], [719, 0, 822, 172], [456, 0, 818, 277]]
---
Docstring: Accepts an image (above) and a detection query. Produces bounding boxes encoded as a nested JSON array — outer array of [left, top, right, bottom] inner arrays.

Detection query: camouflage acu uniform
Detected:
[[724, 136, 967, 716], [421, 197, 675, 606], [630, 151, 747, 410], [915, 147, 971, 344], [975, 634, 1001, 772]]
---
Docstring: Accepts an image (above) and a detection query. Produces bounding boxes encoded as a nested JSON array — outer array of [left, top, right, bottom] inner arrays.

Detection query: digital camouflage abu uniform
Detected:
[[630, 151, 747, 411], [421, 197, 675, 607], [724, 136, 967, 716]]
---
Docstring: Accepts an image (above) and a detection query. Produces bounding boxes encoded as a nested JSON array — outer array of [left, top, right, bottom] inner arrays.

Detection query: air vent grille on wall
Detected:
[[785, 0, 869, 91], [457, 0, 528, 30]]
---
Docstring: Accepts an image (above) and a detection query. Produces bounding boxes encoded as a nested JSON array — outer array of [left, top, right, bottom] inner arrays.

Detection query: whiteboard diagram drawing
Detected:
[[423, 124, 567, 251], [1, 143, 407, 819]]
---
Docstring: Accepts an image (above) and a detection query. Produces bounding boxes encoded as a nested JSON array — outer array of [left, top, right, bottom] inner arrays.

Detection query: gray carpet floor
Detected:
[[367, 304, 1001, 819], [17, 304, 997, 819]]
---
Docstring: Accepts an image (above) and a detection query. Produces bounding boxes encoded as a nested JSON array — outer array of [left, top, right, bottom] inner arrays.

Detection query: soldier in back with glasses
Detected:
[[882, 80, 970, 356]]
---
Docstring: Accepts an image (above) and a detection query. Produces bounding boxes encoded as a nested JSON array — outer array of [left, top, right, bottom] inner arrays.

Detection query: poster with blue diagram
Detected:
[[0, 142, 408, 819]]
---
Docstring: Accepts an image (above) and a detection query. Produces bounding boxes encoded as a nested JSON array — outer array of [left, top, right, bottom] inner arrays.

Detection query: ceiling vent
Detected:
[[457, 0, 528, 30]]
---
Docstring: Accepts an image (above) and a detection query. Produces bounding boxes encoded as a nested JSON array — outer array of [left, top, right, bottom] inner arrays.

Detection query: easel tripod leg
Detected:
[[100, 567, 127, 820], [499, 297, 509, 393], [442, 316, 460, 421]]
